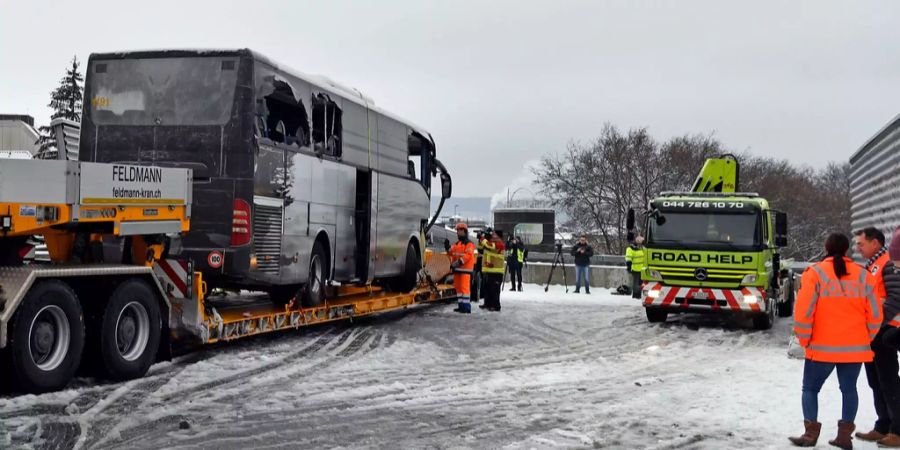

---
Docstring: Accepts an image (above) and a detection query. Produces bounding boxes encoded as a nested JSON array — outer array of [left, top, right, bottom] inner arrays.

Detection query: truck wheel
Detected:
[[391, 242, 421, 293], [753, 300, 776, 330], [777, 277, 795, 318], [8, 280, 85, 393], [645, 308, 668, 323], [302, 241, 328, 307], [98, 279, 161, 381]]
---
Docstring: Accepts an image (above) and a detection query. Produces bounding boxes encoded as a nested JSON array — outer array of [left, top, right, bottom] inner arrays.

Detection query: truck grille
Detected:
[[652, 265, 750, 286], [252, 201, 283, 275]]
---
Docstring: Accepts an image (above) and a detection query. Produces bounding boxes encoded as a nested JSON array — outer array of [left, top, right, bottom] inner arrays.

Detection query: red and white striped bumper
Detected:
[[642, 282, 766, 313]]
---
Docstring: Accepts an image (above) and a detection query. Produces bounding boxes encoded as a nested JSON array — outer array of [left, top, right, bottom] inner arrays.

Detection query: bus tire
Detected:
[[391, 242, 421, 293], [268, 285, 301, 308], [8, 280, 85, 393], [645, 308, 668, 323], [302, 241, 328, 307], [98, 279, 161, 381]]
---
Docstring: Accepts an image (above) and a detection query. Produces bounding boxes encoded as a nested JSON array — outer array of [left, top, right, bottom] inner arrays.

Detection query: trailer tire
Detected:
[[98, 279, 161, 381], [645, 308, 668, 323], [8, 280, 85, 393], [302, 241, 329, 307]]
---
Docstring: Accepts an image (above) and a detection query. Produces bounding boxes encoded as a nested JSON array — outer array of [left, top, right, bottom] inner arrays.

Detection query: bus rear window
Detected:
[[89, 57, 238, 126]]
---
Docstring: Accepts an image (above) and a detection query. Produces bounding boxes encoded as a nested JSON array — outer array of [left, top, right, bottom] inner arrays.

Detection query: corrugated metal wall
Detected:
[[850, 114, 900, 236], [0, 119, 39, 155]]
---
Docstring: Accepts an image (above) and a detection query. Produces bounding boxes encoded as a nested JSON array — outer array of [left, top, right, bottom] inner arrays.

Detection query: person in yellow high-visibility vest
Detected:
[[506, 236, 527, 292], [480, 229, 506, 312], [625, 236, 646, 299]]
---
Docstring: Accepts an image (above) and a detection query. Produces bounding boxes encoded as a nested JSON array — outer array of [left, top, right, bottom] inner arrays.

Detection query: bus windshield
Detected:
[[88, 57, 239, 126], [648, 211, 762, 249]]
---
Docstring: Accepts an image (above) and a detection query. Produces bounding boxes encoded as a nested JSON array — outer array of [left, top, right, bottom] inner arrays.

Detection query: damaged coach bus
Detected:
[[79, 48, 450, 306]]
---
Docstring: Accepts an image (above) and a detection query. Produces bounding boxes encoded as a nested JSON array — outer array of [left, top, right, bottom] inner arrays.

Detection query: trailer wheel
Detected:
[[8, 280, 84, 393], [302, 241, 328, 307], [98, 279, 161, 381], [645, 308, 668, 323]]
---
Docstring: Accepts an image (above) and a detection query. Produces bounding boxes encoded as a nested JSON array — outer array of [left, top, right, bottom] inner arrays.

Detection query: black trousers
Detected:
[[484, 273, 503, 310], [508, 261, 522, 289], [865, 327, 900, 434], [631, 271, 642, 299], [471, 259, 483, 301]]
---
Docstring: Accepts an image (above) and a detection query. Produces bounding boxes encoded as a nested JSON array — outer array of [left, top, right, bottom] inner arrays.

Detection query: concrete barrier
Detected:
[[517, 262, 631, 289]]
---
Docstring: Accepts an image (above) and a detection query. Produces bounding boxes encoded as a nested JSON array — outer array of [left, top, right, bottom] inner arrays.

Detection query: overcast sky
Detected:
[[2, 0, 899, 198]]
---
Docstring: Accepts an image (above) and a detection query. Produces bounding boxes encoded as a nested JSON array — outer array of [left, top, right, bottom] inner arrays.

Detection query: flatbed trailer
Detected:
[[0, 159, 456, 394]]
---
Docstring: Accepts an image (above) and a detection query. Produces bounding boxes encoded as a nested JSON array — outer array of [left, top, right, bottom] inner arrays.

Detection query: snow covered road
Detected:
[[0, 285, 882, 449]]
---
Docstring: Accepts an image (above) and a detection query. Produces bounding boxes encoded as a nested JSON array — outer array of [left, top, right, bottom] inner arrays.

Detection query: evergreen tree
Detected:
[[36, 56, 83, 159]]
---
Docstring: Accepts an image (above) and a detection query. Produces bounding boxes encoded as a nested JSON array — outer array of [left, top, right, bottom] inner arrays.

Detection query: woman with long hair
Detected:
[[789, 233, 882, 449]]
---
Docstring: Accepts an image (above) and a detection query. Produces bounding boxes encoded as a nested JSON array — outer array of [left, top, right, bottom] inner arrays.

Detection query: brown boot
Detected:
[[829, 421, 855, 450], [789, 420, 822, 446], [856, 429, 887, 442], [878, 433, 900, 447]]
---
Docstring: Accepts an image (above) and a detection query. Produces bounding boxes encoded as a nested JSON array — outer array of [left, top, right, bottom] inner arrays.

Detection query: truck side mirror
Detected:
[[774, 211, 788, 247], [626, 208, 635, 242]]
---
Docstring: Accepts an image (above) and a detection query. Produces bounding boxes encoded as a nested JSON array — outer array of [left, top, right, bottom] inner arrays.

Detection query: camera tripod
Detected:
[[544, 243, 569, 293]]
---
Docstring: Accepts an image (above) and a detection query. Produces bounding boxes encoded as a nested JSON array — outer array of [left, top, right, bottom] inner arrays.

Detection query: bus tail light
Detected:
[[231, 199, 251, 246]]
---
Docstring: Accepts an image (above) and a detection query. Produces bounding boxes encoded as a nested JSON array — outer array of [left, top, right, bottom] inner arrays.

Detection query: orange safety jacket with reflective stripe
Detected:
[[869, 251, 891, 302], [450, 240, 476, 274], [793, 257, 881, 363]]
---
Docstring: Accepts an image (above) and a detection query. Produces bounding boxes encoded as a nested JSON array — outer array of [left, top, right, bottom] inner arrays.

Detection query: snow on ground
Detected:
[[0, 284, 884, 449]]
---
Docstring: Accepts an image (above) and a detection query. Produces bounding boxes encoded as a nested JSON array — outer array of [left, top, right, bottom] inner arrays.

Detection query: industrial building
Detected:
[[850, 113, 900, 235]]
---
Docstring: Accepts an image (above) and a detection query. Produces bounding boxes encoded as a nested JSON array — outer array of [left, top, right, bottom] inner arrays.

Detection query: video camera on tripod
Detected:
[[544, 240, 569, 292]]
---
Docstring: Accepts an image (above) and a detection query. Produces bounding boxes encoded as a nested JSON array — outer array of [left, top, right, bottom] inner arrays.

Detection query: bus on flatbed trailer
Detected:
[[80, 49, 444, 308]]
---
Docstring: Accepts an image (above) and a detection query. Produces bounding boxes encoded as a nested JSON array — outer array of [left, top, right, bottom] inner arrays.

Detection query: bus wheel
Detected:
[[98, 279, 161, 381], [268, 285, 301, 308], [8, 280, 85, 393], [302, 241, 328, 307], [391, 242, 421, 293], [645, 308, 668, 323]]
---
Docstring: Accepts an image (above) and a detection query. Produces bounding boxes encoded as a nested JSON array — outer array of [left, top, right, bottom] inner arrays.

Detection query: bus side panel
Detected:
[[282, 151, 313, 284], [341, 101, 371, 169], [373, 173, 428, 277], [332, 162, 357, 281]]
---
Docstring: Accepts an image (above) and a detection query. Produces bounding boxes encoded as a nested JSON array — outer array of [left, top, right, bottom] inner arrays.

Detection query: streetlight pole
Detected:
[[454, 204, 459, 216]]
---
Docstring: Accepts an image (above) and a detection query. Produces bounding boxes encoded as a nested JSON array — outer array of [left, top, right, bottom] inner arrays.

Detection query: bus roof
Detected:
[[88, 48, 436, 144]]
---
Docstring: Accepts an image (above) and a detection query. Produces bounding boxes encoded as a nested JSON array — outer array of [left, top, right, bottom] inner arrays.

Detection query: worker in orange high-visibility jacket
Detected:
[[449, 223, 476, 314], [789, 233, 882, 449]]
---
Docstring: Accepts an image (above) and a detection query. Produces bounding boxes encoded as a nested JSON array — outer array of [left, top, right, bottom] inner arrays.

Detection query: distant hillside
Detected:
[[431, 196, 491, 222]]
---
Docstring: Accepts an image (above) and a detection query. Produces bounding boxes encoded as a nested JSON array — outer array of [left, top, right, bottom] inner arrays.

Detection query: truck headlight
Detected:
[[649, 270, 662, 280], [743, 294, 758, 304], [741, 274, 758, 284], [647, 289, 661, 299]]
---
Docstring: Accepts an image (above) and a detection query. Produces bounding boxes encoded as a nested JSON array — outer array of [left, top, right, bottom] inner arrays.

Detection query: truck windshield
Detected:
[[649, 211, 762, 248], [88, 57, 239, 126]]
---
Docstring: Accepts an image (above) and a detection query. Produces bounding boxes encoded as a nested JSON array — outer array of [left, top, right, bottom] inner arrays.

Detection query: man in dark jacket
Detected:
[[570, 234, 594, 294], [858, 226, 900, 447]]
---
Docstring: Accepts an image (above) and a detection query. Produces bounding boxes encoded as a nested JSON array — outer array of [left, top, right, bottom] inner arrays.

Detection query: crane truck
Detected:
[[0, 124, 456, 394], [627, 155, 794, 329]]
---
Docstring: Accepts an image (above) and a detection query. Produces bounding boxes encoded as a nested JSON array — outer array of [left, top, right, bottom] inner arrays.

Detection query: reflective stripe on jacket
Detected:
[[450, 240, 476, 274], [481, 239, 506, 274], [793, 256, 881, 363], [625, 246, 646, 272]]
